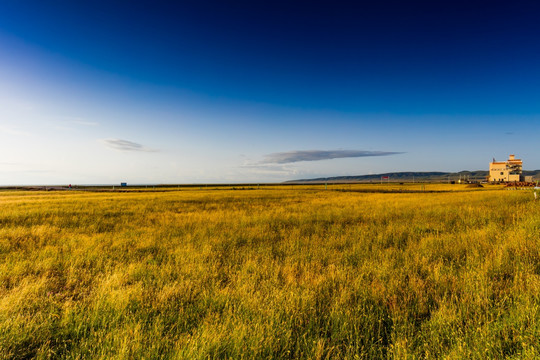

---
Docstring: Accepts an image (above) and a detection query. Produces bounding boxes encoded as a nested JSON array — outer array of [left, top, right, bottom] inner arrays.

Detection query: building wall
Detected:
[[489, 155, 523, 182], [489, 163, 508, 182]]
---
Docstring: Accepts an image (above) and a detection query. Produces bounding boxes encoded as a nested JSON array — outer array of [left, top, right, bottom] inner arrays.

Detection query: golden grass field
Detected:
[[1, 184, 539, 359]]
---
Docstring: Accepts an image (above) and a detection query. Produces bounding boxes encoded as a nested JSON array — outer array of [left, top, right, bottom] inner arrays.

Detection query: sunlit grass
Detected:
[[0, 186, 539, 359]]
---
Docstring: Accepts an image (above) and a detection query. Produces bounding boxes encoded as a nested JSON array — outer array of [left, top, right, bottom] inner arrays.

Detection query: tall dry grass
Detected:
[[0, 186, 539, 359]]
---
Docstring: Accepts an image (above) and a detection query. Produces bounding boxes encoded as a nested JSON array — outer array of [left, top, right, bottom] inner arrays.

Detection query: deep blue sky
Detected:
[[1, 1, 539, 184]]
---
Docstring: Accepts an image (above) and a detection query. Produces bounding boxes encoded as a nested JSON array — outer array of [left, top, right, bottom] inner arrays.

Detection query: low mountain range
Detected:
[[287, 170, 540, 183]]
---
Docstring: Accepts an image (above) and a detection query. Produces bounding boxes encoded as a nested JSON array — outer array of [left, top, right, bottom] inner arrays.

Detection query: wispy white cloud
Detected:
[[0, 162, 51, 174], [261, 150, 405, 164], [54, 117, 99, 127], [0, 125, 31, 136], [72, 120, 99, 126], [66, 118, 99, 126], [1, 169, 51, 174], [241, 163, 298, 176], [101, 138, 158, 152]]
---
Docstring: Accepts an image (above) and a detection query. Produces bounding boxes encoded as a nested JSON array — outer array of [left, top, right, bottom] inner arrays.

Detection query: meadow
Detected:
[[0, 184, 539, 359]]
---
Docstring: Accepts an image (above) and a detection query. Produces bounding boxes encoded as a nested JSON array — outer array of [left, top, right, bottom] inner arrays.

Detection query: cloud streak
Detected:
[[101, 139, 158, 152], [69, 120, 99, 126], [241, 163, 298, 175], [262, 150, 404, 164], [0, 125, 31, 136]]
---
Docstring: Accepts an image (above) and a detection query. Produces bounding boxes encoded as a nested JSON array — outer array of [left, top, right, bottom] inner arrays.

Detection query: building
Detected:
[[489, 154, 523, 182]]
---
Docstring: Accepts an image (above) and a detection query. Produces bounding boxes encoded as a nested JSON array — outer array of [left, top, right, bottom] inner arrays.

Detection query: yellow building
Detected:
[[489, 154, 522, 182]]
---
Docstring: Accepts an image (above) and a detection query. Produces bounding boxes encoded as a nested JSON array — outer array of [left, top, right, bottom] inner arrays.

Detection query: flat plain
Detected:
[[1, 184, 539, 359]]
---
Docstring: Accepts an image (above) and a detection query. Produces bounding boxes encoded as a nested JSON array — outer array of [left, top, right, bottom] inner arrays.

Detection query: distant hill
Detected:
[[287, 170, 540, 183]]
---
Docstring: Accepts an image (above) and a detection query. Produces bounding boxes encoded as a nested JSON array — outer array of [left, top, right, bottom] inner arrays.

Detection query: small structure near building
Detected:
[[489, 154, 523, 182], [120, 182, 127, 187]]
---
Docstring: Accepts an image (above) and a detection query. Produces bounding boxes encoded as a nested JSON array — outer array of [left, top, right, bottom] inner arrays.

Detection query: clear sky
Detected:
[[1, 0, 539, 185]]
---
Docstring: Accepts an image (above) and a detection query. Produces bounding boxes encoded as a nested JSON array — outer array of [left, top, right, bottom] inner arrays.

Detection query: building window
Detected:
[[500, 172, 504, 175]]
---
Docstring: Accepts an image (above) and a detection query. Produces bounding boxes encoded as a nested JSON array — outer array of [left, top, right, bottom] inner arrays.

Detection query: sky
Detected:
[[1, 0, 540, 185]]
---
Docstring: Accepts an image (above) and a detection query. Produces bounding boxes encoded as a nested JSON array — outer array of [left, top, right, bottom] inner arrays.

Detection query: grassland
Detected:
[[1, 184, 539, 359]]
